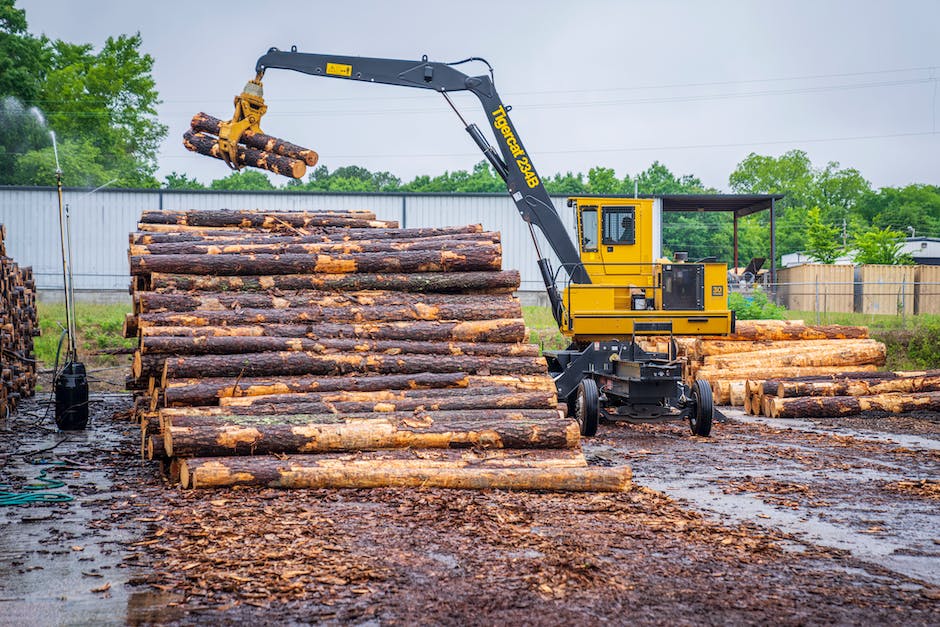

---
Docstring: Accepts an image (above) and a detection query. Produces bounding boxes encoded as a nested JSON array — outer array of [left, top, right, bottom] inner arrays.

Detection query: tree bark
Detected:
[[695, 365, 878, 382], [135, 290, 518, 314], [775, 374, 940, 398], [161, 391, 555, 417], [130, 233, 498, 256], [190, 112, 320, 165], [162, 373, 554, 406], [161, 351, 548, 381], [146, 271, 520, 294], [766, 391, 940, 418], [702, 341, 886, 370], [163, 410, 577, 457], [139, 207, 396, 229], [692, 338, 878, 359], [139, 319, 527, 343], [137, 300, 522, 327], [131, 224, 483, 245], [129, 247, 501, 276], [217, 383, 557, 408], [180, 457, 631, 492], [183, 131, 307, 179], [700, 321, 869, 342], [140, 335, 539, 358]]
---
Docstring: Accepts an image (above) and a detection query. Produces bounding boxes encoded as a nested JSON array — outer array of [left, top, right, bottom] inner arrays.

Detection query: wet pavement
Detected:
[[586, 409, 940, 586], [0, 393, 938, 625]]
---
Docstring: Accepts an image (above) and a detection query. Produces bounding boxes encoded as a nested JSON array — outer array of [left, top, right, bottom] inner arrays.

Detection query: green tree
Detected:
[[31, 34, 166, 187], [851, 227, 913, 265], [804, 207, 843, 263], [12, 138, 110, 186], [163, 171, 205, 190], [543, 171, 587, 194], [0, 0, 47, 104], [586, 166, 621, 194], [856, 184, 940, 238], [728, 150, 871, 263], [209, 170, 275, 191]]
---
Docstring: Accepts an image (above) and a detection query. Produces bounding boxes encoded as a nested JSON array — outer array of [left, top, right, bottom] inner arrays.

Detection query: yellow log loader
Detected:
[[216, 47, 734, 437]]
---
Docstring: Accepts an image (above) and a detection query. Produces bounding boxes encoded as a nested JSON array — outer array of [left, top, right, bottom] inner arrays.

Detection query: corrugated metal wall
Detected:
[[0, 187, 575, 295]]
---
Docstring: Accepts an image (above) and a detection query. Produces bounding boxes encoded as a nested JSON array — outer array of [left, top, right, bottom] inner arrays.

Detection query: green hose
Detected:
[[0, 460, 74, 506]]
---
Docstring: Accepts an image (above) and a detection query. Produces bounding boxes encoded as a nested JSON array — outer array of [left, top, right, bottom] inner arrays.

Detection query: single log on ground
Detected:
[[180, 457, 630, 492], [140, 335, 539, 358], [766, 391, 940, 418], [132, 225, 483, 245], [218, 382, 556, 407], [163, 373, 554, 406], [138, 208, 395, 229], [130, 233, 499, 257], [700, 321, 869, 342], [692, 338, 879, 359], [147, 271, 520, 294], [135, 290, 516, 314], [138, 300, 521, 328], [702, 341, 886, 370], [190, 112, 319, 165], [163, 411, 578, 457], [161, 390, 555, 417], [775, 373, 940, 398], [695, 365, 878, 382], [140, 319, 527, 343], [161, 351, 548, 381], [130, 247, 501, 276], [183, 131, 306, 179]]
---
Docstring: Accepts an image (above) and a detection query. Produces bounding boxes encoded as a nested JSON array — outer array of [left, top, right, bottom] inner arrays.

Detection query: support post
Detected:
[[733, 213, 739, 273], [770, 198, 777, 302]]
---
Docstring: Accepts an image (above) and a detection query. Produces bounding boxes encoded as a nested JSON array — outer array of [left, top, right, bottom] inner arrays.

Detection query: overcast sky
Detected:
[[18, 0, 940, 191]]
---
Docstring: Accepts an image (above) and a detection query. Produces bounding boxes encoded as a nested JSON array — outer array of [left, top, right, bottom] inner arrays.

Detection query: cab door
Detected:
[[597, 199, 654, 279], [576, 204, 603, 281]]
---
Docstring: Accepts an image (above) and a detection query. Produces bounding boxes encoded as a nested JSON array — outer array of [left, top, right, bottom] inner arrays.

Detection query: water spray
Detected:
[[51, 130, 89, 430]]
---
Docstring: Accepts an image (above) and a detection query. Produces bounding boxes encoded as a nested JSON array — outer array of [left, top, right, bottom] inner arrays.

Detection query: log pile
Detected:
[[126, 209, 630, 492], [640, 320, 886, 406], [744, 370, 940, 418], [183, 113, 318, 179], [0, 224, 39, 416]]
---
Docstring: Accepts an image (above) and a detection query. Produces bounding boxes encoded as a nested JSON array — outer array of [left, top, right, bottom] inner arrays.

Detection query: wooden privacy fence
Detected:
[[774, 264, 940, 315]]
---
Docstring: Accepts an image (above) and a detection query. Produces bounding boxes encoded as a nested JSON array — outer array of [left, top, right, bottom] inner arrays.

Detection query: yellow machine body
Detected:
[[560, 197, 733, 341]]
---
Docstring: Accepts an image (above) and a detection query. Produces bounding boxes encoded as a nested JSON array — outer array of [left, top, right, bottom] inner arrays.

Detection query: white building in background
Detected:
[[781, 237, 940, 268]]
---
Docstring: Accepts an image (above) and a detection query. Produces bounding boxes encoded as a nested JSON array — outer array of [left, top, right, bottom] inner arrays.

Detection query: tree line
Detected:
[[2, 0, 938, 266]]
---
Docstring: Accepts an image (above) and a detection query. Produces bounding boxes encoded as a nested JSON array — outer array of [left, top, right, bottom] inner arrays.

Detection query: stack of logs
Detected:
[[746, 370, 940, 418], [645, 319, 939, 419], [641, 319, 886, 406], [0, 224, 39, 416], [126, 209, 630, 492]]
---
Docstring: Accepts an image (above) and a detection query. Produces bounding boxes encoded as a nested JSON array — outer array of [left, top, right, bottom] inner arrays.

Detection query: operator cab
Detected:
[[562, 196, 733, 340]]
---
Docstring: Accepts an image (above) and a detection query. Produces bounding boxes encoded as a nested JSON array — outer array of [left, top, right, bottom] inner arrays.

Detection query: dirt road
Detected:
[[1, 395, 937, 625]]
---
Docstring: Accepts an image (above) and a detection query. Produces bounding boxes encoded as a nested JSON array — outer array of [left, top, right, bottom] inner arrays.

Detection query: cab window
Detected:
[[602, 206, 635, 245], [580, 207, 598, 252]]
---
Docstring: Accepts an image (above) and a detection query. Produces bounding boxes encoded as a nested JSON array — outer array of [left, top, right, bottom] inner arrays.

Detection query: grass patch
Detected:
[[522, 306, 567, 353], [36, 302, 135, 389]]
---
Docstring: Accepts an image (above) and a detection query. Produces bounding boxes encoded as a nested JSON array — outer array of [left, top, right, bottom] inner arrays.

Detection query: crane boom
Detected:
[[254, 48, 590, 321]]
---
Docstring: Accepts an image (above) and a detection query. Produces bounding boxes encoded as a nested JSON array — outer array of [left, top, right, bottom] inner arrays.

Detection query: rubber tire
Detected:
[[576, 378, 600, 437], [689, 379, 713, 437]]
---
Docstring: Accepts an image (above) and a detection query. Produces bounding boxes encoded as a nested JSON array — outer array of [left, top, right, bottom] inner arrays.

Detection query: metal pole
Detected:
[[733, 213, 739, 273], [65, 203, 78, 356], [52, 133, 74, 362], [770, 198, 777, 302]]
